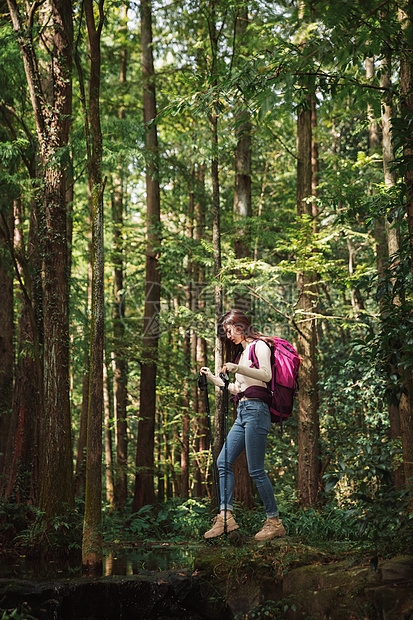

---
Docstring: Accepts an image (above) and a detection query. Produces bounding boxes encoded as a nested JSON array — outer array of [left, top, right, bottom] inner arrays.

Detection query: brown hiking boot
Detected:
[[204, 514, 239, 539], [254, 518, 286, 541]]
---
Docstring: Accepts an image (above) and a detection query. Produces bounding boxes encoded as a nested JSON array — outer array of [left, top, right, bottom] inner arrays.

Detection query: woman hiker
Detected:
[[200, 309, 286, 542]]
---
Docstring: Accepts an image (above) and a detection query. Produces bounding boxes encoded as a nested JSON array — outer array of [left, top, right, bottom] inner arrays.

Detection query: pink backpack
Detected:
[[248, 338, 301, 427]]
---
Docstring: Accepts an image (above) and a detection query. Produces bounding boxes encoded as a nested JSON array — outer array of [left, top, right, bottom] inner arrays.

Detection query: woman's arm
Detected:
[[200, 367, 224, 388], [225, 340, 272, 383]]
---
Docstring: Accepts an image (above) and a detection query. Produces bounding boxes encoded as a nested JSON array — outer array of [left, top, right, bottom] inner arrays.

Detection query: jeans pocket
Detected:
[[247, 401, 270, 433]]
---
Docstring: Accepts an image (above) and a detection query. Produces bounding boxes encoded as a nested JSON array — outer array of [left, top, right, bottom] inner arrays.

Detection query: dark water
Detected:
[[0, 543, 201, 581]]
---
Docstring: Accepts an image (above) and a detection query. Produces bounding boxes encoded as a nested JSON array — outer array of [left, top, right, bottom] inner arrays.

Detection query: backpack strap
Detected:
[[255, 340, 277, 392], [236, 340, 275, 392], [235, 340, 261, 368], [249, 341, 259, 368]]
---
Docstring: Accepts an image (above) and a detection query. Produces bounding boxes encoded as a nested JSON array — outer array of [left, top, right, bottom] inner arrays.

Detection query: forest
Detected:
[[0, 0, 413, 593]]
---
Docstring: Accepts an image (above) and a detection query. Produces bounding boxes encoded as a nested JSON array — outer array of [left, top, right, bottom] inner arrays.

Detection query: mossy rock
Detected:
[[283, 556, 413, 620]]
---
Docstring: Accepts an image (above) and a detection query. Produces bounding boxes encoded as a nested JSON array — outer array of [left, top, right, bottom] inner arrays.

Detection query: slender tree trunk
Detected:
[[75, 362, 89, 497], [367, 57, 388, 282], [181, 183, 195, 499], [75, 205, 92, 497], [254, 162, 268, 262], [133, 0, 161, 511], [311, 96, 319, 224], [113, 2, 129, 510], [1, 200, 42, 503], [380, 52, 404, 488], [211, 105, 225, 458], [381, 54, 399, 258], [347, 237, 364, 320], [296, 100, 320, 507], [195, 165, 210, 498], [399, 8, 413, 282], [398, 7, 413, 497], [191, 335, 202, 496], [399, 374, 413, 489], [82, 0, 106, 573], [189, 169, 201, 498], [230, 6, 254, 508], [181, 330, 191, 499], [104, 362, 115, 506], [208, 2, 225, 458], [66, 155, 74, 283], [0, 209, 14, 478]]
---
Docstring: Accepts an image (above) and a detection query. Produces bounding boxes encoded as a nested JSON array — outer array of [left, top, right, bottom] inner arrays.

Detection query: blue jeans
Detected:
[[217, 399, 278, 518]]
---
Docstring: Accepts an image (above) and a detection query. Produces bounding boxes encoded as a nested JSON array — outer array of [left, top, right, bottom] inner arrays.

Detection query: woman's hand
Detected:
[[200, 367, 212, 378], [223, 362, 237, 374]]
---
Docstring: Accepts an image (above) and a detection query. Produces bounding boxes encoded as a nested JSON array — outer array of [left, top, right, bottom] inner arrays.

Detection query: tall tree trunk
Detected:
[[398, 6, 413, 497], [195, 165, 210, 498], [104, 362, 115, 506], [133, 0, 161, 512], [254, 161, 268, 262], [75, 208, 92, 498], [0, 208, 14, 479], [82, 0, 106, 573], [296, 99, 320, 507], [113, 1, 129, 510], [208, 2, 225, 460], [367, 57, 388, 282], [231, 5, 254, 509], [7, 0, 75, 518], [181, 322, 191, 499], [381, 54, 399, 258], [211, 105, 225, 458], [189, 167, 202, 497], [1, 200, 42, 503], [311, 96, 319, 225], [380, 52, 404, 489], [181, 182, 195, 500]]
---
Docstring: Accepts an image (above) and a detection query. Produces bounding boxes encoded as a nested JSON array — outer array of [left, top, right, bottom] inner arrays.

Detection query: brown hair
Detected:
[[217, 309, 264, 362]]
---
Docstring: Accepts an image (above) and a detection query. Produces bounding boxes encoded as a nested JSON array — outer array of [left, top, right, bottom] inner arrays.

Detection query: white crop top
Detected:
[[207, 339, 271, 395]]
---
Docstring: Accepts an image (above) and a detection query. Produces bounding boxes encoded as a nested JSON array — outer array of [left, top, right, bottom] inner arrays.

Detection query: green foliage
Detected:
[[102, 498, 211, 544], [323, 441, 412, 550], [284, 507, 359, 545], [0, 603, 37, 620], [234, 597, 297, 620], [0, 502, 31, 545], [12, 505, 82, 558]]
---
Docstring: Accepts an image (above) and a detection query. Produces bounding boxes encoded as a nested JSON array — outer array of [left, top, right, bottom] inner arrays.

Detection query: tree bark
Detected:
[[7, 0, 75, 518], [180, 329, 191, 499], [104, 362, 115, 506], [367, 57, 388, 283], [296, 100, 320, 507], [133, 0, 161, 512], [75, 207, 92, 498], [399, 6, 413, 283], [398, 5, 413, 497], [0, 208, 14, 479], [208, 2, 225, 459], [1, 199, 42, 503], [211, 105, 225, 458], [231, 5, 254, 509], [113, 1, 129, 510], [181, 181, 195, 500], [82, 0, 106, 573], [194, 165, 210, 498], [380, 52, 404, 488]]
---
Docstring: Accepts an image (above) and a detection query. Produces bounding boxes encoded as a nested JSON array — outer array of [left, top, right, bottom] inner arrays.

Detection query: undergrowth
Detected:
[[1, 494, 412, 559]]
